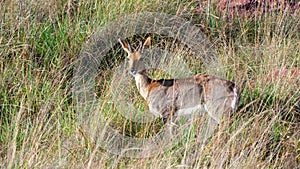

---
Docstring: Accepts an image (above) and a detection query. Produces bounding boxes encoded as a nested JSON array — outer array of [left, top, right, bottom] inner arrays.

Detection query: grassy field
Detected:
[[1, 0, 299, 168]]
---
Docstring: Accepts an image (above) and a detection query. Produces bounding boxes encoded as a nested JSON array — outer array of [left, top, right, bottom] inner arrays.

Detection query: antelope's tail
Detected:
[[231, 85, 239, 111]]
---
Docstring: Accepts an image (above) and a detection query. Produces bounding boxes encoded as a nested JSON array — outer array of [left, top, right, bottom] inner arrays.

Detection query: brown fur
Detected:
[[119, 37, 239, 123]]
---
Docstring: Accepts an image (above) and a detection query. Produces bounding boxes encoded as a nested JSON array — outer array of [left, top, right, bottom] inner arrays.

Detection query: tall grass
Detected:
[[0, 0, 299, 168]]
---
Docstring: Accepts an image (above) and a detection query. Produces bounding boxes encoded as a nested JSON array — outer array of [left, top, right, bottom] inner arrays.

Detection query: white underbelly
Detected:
[[175, 104, 205, 116]]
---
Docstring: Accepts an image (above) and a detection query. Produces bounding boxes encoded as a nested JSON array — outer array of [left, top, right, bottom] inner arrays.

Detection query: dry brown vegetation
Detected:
[[0, 0, 299, 168]]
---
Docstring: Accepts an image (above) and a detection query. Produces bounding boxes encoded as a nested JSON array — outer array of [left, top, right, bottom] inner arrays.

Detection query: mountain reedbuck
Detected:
[[119, 37, 239, 137]]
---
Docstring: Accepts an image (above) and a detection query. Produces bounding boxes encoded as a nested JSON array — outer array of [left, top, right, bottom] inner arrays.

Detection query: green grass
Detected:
[[1, 0, 299, 168]]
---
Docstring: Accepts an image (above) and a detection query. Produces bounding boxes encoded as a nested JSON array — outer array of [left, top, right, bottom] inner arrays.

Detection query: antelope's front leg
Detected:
[[161, 108, 178, 136]]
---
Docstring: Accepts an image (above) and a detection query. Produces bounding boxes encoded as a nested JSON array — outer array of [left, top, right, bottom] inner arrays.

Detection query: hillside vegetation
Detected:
[[0, 0, 299, 168]]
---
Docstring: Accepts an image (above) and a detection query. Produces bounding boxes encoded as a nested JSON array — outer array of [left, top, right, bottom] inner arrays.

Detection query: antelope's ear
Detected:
[[142, 37, 151, 51], [118, 38, 132, 54]]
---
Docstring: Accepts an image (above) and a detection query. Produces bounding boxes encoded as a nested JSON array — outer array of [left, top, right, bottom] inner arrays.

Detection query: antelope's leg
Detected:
[[201, 115, 219, 148]]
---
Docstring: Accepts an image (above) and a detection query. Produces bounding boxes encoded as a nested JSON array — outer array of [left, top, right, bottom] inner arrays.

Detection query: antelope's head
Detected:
[[119, 37, 151, 76]]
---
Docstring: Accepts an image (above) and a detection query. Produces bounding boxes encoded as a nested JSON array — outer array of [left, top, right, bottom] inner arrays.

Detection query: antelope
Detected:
[[118, 37, 239, 129]]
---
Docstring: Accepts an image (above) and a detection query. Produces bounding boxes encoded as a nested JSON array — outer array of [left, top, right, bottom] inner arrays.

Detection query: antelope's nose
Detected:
[[130, 68, 137, 75]]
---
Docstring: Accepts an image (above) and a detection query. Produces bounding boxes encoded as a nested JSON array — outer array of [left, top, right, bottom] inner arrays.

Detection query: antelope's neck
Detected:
[[134, 71, 151, 100]]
